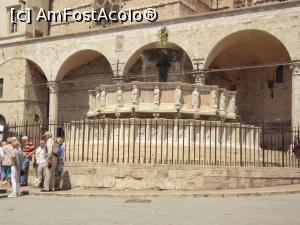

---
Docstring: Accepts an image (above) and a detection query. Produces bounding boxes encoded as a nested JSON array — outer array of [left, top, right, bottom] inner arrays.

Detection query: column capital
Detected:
[[291, 60, 300, 76], [47, 81, 58, 93]]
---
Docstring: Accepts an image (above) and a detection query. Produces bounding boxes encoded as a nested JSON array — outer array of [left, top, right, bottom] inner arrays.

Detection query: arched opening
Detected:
[[25, 60, 49, 123], [0, 115, 6, 142], [0, 58, 49, 123], [56, 50, 114, 122], [206, 30, 291, 125], [124, 42, 194, 83]]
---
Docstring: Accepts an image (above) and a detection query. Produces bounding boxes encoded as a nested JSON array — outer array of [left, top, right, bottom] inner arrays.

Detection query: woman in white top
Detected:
[[35, 140, 46, 188], [9, 139, 23, 198]]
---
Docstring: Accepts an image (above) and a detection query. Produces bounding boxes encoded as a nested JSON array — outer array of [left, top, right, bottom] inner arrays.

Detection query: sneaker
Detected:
[[8, 194, 17, 198]]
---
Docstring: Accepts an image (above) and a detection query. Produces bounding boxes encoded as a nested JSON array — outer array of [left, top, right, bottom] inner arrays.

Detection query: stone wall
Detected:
[[49, 0, 213, 36], [0, 59, 49, 123], [29, 162, 300, 190], [207, 67, 292, 124], [24, 62, 49, 123], [0, 59, 27, 122], [50, 0, 94, 36]]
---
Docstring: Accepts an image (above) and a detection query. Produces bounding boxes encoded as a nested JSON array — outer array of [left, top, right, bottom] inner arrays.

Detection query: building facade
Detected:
[[0, 0, 300, 128]]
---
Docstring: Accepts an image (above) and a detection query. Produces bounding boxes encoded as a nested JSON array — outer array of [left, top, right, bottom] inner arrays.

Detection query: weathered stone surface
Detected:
[[28, 163, 300, 190]]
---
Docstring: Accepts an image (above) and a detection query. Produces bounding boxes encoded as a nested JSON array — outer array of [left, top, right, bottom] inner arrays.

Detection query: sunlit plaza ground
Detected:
[[1, 194, 300, 225]]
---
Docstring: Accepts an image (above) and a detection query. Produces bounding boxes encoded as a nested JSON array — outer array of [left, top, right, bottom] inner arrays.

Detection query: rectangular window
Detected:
[[0, 79, 3, 98], [11, 10, 18, 33], [7, 6, 20, 33]]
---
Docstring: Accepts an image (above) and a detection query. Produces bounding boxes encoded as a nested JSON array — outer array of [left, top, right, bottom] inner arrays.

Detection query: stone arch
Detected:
[[204, 29, 291, 69], [0, 56, 50, 80], [0, 115, 6, 126], [204, 29, 292, 125], [123, 42, 194, 83], [55, 49, 114, 122], [55, 49, 114, 82], [0, 57, 48, 78], [0, 58, 49, 123]]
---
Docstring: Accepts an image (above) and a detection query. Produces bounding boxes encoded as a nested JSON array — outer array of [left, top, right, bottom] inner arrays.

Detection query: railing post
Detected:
[[82, 120, 86, 162], [297, 126, 300, 168], [215, 122, 217, 165], [239, 123, 243, 166], [262, 124, 265, 167], [281, 129, 285, 167]]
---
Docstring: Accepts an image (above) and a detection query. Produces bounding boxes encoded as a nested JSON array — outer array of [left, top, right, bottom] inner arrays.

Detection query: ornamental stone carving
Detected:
[[117, 86, 123, 106], [154, 86, 160, 106], [132, 85, 139, 105], [219, 92, 226, 111], [47, 81, 58, 93], [88, 91, 95, 112], [87, 82, 236, 120], [100, 89, 106, 108], [175, 86, 182, 106], [211, 90, 218, 109], [96, 90, 101, 110], [230, 94, 236, 113], [192, 87, 200, 109]]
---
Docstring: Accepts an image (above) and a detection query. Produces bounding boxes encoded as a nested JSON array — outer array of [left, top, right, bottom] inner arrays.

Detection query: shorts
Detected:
[[1, 166, 11, 179]]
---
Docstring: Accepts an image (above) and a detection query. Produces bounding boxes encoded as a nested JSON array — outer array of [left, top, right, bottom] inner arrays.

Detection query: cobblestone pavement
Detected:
[[0, 194, 300, 225]]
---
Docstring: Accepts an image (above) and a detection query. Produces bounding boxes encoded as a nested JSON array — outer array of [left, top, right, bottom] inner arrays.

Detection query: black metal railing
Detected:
[[3, 119, 300, 168]]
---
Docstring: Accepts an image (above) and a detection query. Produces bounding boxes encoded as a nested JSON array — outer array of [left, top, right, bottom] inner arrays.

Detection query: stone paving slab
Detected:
[[2, 184, 300, 198]]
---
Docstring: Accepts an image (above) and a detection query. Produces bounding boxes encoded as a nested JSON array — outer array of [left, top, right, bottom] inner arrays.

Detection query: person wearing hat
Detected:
[[41, 131, 58, 192]]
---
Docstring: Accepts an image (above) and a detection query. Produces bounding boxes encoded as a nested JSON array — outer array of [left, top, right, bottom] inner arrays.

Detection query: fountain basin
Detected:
[[87, 82, 236, 120]]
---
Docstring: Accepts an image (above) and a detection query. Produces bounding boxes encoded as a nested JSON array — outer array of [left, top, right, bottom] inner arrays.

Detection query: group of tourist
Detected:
[[0, 131, 65, 198]]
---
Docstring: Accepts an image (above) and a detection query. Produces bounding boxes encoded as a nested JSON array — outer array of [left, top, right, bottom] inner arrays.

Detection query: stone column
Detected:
[[47, 81, 59, 135], [291, 61, 300, 128]]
